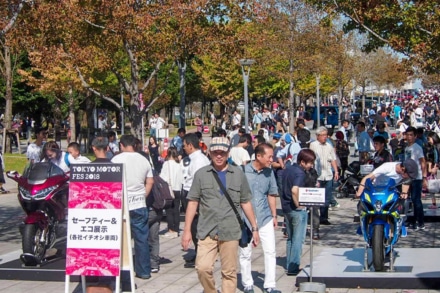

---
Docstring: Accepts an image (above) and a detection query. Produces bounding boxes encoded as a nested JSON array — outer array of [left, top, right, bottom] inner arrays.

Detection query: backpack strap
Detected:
[[64, 152, 71, 167]]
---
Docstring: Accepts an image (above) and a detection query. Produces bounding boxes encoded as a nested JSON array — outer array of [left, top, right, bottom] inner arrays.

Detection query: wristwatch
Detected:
[[251, 227, 259, 232]]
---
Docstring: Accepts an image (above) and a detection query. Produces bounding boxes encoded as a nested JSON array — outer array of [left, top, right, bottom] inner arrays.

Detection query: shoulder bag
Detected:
[[212, 171, 253, 248]]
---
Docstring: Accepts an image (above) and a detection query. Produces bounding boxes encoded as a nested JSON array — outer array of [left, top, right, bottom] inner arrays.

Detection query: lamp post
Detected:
[[239, 59, 255, 133]]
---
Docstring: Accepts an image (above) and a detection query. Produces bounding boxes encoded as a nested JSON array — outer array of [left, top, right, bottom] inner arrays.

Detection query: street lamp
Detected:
[[239, 59, 255, 133]]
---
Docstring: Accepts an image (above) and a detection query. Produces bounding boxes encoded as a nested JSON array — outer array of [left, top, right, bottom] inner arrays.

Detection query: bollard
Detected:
[[299, 282, 326, 293]]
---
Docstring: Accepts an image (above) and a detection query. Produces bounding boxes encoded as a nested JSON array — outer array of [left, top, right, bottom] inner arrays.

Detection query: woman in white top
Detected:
[[160, 147, 183, 238], [40, 140, 73, 173]]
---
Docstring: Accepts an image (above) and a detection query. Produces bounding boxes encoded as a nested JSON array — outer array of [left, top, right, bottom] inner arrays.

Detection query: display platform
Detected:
[[0, 248, 79, 282], [296, 248, 440, 289]]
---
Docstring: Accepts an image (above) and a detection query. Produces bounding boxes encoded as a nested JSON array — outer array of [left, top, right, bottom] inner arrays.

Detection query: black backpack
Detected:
[[149, 174, 174, 210], [297, 128, 311, 148]]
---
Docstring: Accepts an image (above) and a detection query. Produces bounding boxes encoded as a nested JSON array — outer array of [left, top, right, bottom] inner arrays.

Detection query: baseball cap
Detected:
[[284, 133, 292, 144], [391, 133, 397, 138], [209, 137, 230, 152], [402, 159, 418, 179], [273, 133, 282, 140]]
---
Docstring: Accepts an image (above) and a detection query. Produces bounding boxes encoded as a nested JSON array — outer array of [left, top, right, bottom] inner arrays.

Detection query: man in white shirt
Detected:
[[181, 133, 210, 268], [309, 127, 339, 226], [232, 110, 241, 127], [229, 135, 251, 166], [338, 119, 350, 142], [356, 160, 417, 197], [155, 113, 166, 131], [149, 115, 158, 137], [111, 135, 154, 279], [26, 127, 47, 163], [404, 126, 427, 230]]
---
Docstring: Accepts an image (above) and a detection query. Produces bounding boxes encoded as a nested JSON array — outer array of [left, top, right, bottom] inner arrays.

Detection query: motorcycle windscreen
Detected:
[[365, 177, 396, 191], [23, 162, 65, 183]]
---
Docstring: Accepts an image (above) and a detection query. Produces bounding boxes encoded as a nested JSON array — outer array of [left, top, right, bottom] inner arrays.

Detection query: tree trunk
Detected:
[[68, 86, 76, 142], [338, 85, 344, 126], [4, 45, 13, 153], [289, 59, 295, 132], [178, 60, 187, 129]]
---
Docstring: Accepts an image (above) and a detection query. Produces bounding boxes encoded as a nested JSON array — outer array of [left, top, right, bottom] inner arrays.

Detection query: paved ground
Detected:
[[1, 126, 440, 292]]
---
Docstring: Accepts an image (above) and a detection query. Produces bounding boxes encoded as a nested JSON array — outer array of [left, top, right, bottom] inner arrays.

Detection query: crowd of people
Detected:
[[20, 91, 440, 292]]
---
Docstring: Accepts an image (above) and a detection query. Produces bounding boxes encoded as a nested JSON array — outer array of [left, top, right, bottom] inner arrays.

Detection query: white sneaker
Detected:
[[161, 232, 179, 238]]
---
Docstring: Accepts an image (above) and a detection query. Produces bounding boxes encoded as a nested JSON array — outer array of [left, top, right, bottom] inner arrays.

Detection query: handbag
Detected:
[[212, 171, 253, 248], [427, 174, 440, 193]]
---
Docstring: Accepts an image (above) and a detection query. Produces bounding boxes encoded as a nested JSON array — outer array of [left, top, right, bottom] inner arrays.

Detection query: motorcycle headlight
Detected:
[[20, 185, 58, 200], [375, 200, 383, 212], [364, 193, 371, 203], [19, 186, 31, 200]]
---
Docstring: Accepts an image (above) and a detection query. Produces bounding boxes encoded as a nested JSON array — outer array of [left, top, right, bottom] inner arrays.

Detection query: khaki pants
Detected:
[[196, 237, 239, 293]]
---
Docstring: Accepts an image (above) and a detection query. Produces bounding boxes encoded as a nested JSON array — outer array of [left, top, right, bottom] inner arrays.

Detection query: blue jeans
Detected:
[[129, 207, 151, 277], [411, 179, 424, 226], [318, 180, 333, 222], [284, 209, 307, 274]]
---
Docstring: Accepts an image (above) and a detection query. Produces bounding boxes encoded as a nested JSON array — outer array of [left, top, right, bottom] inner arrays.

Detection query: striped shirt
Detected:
[[309, 141, 336, 181]]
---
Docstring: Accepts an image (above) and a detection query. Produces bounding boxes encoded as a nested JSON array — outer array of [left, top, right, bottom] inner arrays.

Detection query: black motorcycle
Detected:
[[335, 161, 363, 198]]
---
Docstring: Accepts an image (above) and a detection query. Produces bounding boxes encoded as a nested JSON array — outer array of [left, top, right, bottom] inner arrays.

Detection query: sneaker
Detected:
[[416, 225, 426, 231], [243, 287, 255, 293], [264, 288, 281, 293], [151, 268, 160, 273], [135, 274, 151, 280], [161, 231, 178, 238], [332, 203, 341, 208]]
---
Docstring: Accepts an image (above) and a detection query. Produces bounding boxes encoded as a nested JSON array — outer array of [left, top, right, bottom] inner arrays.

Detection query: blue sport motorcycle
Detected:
[[357, 177, 409, 271]]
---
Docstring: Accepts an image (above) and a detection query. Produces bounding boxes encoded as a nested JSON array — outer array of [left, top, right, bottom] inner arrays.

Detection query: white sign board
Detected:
[[299, 187, 326, 207]]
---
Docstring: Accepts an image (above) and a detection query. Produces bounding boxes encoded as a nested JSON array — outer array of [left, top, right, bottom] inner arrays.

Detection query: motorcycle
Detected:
[[357, 177, 409, 271], [7, 162, 69, 266], [335, 161, 363, 198]]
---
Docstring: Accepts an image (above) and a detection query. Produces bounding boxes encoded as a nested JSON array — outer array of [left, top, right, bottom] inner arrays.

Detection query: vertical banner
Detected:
[[66, 163, 123, 277]]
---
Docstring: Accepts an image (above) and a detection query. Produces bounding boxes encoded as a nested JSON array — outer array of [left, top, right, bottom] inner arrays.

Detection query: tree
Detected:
[[305, 0, 440, 73], [1, 0, 33, 139]]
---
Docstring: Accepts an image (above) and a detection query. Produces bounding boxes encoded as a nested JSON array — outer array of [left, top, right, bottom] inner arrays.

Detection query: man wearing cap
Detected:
[[276, 133, 302, 168], [182, 137, 259, 293], [355, 159, 418, 198], [404, 126, 427, 230]]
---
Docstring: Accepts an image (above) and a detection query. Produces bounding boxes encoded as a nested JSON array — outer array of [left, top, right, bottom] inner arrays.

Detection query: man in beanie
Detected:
[[182, 137, 259, 293]]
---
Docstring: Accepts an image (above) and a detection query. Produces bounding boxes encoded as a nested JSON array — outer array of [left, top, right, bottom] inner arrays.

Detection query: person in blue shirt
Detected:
[[240, 143, 281, 293], [281, 149, 316, 276], [357, 121, 373, 164]]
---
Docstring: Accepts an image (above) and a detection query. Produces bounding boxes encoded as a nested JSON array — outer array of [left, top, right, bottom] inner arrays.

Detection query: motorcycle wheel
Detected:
[[372, 225, 385, 271], [22, 224, 46, 263]]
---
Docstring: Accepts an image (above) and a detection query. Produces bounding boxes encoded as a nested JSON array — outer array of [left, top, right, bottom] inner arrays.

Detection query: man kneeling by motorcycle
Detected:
[[355, 159, 418, 208]]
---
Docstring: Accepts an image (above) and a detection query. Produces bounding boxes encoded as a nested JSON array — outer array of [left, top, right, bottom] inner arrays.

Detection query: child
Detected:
[[67, 142, 91, 163]]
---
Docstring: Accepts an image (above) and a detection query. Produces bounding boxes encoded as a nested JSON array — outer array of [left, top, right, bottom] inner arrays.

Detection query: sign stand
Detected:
[[64, 164, 135, 293], [298, 187, 326, 293]]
